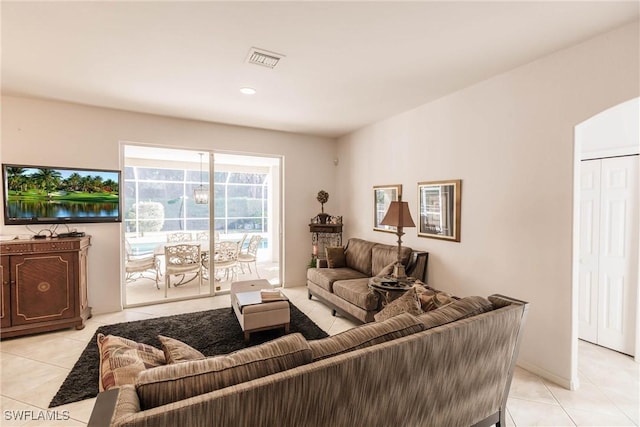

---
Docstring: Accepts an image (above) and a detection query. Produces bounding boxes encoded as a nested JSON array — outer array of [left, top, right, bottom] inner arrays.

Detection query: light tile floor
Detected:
[[1, 286, 637, 426]]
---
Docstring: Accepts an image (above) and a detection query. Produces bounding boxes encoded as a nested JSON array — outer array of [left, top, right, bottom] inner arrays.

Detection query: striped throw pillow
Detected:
[[97, 334, 166, 391]]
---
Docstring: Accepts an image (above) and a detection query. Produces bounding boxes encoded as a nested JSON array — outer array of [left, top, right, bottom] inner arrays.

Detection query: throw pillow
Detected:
[[374, 287, 422, 322], [135, 333, 312, 410], [419, 291, 455, 312], [158, 335, 205, 364], [325, 246, 346, 268], [413, 283, 434, 298], [371, 245, 412, 276], [97, 334, 166, 391], [375, 262, 396, 278], [413, 283, 456, 312]]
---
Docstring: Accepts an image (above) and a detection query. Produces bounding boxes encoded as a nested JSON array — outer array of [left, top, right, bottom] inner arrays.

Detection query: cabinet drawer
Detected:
[[1, 237, 88, 254], [0, 243, 32, 254]]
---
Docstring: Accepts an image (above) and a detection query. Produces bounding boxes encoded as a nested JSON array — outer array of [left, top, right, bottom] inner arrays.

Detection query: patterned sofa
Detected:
[[307, 237, 428, 322], [88, 294, 528, 427]]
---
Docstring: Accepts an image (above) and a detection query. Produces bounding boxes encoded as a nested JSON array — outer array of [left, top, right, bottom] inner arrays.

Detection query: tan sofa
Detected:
[[307, 237, 428, 322], [88, 294, 528, 427]]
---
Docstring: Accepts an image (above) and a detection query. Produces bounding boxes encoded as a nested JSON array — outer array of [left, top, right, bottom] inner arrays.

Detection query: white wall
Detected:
[[336, 21, 639, 387], [0, 96, 337, 314]]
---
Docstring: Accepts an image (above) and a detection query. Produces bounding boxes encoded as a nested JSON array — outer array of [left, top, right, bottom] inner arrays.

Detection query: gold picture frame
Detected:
[[417, 180, 461, 242], [373, 184, 402, 232]]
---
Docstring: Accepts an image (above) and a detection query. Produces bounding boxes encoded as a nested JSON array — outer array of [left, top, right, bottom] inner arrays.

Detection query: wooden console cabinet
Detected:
[[0, 236, 91, 338]]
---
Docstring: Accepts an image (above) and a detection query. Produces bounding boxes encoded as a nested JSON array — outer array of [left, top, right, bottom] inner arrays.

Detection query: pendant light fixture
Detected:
[[193, 152, 208, 204]]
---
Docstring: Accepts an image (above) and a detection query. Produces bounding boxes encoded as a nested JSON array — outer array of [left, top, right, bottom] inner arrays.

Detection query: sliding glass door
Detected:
[[123, 145, 212, 305], [212, 153, 282, 290], [122, 145, 282, 307]]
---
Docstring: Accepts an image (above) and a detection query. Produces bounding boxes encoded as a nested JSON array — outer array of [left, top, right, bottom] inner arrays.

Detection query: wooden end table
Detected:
[[368, 276, 416, 306]]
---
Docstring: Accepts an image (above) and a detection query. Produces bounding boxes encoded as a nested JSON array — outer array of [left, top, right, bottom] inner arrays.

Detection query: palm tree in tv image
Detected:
[[32, 168, 63, 198], [86, 175, 104, 193], [6, 167, 27, 193], [64, 172, 83, 192]]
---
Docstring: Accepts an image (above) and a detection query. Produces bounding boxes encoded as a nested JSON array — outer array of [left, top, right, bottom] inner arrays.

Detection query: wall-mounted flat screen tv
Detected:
[[2, 163, 122, 225]]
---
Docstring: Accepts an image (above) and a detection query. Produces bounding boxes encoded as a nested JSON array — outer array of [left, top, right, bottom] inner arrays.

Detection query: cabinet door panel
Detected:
[[11, 253, 76, 325], [1, 256, 10, 328]]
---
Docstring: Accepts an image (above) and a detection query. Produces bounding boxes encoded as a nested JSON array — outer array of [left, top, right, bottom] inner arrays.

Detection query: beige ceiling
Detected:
[[2, 1, 638, 138]]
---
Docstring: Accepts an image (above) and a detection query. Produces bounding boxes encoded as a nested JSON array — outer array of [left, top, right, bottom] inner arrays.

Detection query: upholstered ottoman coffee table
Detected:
[[230, 279, 290, 342]]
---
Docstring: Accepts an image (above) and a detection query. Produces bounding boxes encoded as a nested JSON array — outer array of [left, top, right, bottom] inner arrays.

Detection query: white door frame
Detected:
[[572, 99, 640, 392]]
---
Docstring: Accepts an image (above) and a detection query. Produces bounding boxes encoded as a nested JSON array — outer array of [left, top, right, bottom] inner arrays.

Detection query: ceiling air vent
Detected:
[[246, 47, 285, 69]]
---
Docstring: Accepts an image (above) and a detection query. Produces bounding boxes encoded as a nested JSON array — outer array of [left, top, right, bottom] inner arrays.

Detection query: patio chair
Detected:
[[236, 233, 248, 252], [167, 232, 193, 242], [196, 232, 212, 279], [125, 240, 160, 289], [238, 235, 262, 278], [213, 240, 240, 282], [164, 244, 202, 297]]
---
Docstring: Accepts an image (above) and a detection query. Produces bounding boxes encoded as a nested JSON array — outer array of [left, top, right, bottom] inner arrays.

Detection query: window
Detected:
[[124, 166, 268, 235], [215, 172, 268, 233]]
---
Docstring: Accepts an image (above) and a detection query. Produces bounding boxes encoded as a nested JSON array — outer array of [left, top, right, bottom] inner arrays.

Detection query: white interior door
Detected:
[[597, 156, 638, 354], [578, 161, 601, 343], [579, 156, 638, 355]]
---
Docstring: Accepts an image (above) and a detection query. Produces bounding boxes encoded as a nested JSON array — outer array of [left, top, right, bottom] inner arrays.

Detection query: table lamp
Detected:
[[380, 195, 415, 279]]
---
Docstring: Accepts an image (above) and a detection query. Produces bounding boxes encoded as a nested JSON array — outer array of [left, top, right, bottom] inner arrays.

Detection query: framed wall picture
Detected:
[[373, 184, 401, 232], [417, 180, 461, 242]]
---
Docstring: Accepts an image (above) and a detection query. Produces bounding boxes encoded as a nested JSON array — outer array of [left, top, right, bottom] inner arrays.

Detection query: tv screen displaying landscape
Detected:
[[3, 164, 121, 225]]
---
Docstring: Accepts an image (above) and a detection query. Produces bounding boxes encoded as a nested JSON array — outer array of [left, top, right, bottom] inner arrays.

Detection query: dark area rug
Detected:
[[49, 303, 327, 407]]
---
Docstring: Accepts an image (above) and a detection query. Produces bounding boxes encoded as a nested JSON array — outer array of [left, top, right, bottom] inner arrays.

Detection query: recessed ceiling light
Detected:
[[240, 87, 256, 95]]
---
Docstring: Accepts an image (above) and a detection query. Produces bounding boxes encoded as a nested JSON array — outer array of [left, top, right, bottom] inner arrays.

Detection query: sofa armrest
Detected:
[[488, 294, 530, 427], [88, 388, 119, 427], [489, 294, 528, 309], [88, 386, 141, 427], [406, 251, 428, 282]]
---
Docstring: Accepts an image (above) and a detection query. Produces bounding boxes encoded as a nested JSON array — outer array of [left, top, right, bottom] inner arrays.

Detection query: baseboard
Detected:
[[516, 360, 579, 390]]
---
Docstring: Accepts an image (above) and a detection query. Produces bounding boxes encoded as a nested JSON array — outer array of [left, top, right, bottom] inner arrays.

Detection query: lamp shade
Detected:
[[380, 201, 415, 228]]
